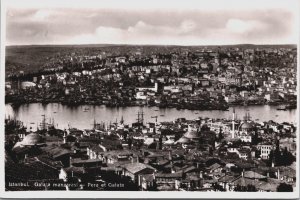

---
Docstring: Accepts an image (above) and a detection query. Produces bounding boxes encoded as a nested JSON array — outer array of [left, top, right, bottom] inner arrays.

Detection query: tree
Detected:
[[268, 150, 274, 167], [280, 147, 296, 166], [277, 183, 293, 192], [255, 149, 261, 158], [218, 128, 224, 141], [252, 130, 259, 145], [213, 184, 225, 191], [127, 137, 132, 150]]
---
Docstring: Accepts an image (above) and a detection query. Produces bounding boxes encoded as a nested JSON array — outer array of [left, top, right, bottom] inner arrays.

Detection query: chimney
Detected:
[[277, 168, 280, 180], [71, 171, 74, 177], [70, 157, 73, 167], [199, 171, 203, 178], [142, 149, 145, 156], [196, 162, 200, 169], [232, 108, 235, 139], [168, 151, 172, 161], [241, 169, 245, 177], [156, 140, 159, 150], [63, 137, 66, 144], [136, 156, 139, 163]]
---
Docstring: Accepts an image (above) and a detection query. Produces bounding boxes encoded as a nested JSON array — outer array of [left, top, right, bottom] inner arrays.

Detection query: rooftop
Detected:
[[123, 163, 155, 174]]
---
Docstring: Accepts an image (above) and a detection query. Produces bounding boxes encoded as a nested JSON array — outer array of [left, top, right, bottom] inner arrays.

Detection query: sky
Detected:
[[4, 0, 299, 46]]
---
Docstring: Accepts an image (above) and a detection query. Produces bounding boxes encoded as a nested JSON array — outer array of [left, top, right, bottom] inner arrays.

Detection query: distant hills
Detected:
[[6, 43, 297, 49], [5, 43, 297, 76]]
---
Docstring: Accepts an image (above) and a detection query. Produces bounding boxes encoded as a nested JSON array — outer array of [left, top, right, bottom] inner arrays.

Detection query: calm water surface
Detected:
[[5, 103, 297, 131]]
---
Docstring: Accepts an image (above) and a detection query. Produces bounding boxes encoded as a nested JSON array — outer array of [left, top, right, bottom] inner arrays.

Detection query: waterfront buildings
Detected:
[[4, 45, 297, 192], [4, 108, 297, 191]]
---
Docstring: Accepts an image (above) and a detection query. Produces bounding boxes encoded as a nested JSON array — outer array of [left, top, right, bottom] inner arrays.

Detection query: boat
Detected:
[[276, 105, 287, 111], [286, 103, 296, 110], [83, 107, 90, 112], [11, 102, 23, 109], [160, 114, 165, 116]]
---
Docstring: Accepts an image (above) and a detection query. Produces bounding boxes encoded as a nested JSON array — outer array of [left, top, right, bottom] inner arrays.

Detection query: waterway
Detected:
[[5, 103, 297, 131]]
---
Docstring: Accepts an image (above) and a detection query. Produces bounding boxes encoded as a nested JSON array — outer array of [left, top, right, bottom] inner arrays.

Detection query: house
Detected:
[[237, 148, 251, 160], [139, 173, 156, 190], [42, 145, 72, 167], [231, 170, 267, 191], [155, 172, 184, 189], [137, 83, 158, 92], [70, 157, 102, 168], [59, 166, 86, 182], [256, 178, 280, 192], [207, 163, 223, 174], [217, 174, 236, 191], [122, 162, 156, 185], [87, 145, 104, 159], [257, 144, 273, 160], [277, 166, 296, 184], [179, 175, 202, 191]]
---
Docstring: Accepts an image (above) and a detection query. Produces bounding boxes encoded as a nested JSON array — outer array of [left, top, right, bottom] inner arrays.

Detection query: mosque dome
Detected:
[[22, 133, 45, 145], [239, 122, 254, 131], [13, 133, 45, 149]]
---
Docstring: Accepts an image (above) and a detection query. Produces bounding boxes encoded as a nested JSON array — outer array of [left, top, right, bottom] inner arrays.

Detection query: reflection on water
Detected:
[[5, 103, 297, 131]]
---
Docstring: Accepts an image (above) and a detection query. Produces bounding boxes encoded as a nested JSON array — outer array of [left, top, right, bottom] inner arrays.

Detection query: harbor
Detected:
[[5, 103, 297, 131]]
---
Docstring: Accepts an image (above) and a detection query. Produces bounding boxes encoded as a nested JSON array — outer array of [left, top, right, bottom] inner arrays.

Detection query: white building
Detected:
[[257, 144, 273, 160], [137, 82, 158, 93]]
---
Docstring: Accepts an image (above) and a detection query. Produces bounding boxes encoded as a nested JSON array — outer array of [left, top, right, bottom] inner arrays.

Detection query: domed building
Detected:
[[176, 126, 200, 148], [234, 113, 255, 143], [239, 121, 254, 132], [176, 126, 217, 151], [13, 132, 46, 149]]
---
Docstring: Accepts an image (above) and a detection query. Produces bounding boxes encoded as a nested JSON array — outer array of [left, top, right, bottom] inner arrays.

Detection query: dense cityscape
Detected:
[[4, 45, 297, 192], [5, 45, 297, 110]]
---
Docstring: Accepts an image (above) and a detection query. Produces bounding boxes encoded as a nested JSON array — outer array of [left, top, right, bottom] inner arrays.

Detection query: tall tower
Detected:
[[218, 46, 221, 66], [232, 108, 236, 138], [136, 110, 144, 128], [63, 129, 67, 144], [93, 118, 96, 129], [120, 116, 124, 125]]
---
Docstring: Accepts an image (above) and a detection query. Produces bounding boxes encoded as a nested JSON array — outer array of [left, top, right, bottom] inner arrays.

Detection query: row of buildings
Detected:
[[5, 109, 297, 191], [5, 46, 297, 110]]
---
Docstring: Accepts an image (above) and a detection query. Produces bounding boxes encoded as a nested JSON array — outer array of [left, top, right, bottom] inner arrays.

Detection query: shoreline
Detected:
[[6, 100, 296, 111]]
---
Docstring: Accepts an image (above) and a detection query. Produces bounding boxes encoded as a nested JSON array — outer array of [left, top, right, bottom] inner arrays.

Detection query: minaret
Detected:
[[63, 129, 67, 144], [93, 118, 96, 129], [232, 108, 235, 138], [120, 116, 124, 125]]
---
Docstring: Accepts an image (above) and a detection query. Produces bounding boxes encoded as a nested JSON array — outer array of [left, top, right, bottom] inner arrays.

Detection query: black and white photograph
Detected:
[[1, 0, 299, 198]]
